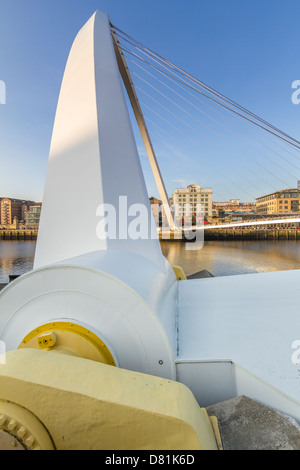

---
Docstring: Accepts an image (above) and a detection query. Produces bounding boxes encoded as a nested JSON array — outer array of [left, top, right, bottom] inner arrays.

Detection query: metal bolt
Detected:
[[17, 426, 27, 438], [25, 435, 35, 448], [7, 419, 17, 431], [0, 414, 7, 426]]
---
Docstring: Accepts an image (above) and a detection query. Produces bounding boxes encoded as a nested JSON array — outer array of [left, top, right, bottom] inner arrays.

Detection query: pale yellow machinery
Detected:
[[0, 292, 222, 450], [0, 349, 222, 450]]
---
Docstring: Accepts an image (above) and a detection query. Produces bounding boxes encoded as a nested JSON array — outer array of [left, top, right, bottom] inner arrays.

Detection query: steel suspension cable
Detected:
[[112, 26, 300, 152]]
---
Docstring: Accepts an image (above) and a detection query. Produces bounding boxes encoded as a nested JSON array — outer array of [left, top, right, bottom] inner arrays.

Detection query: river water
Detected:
[[0, 239, 299, 283], [160, 239, 300, 277]]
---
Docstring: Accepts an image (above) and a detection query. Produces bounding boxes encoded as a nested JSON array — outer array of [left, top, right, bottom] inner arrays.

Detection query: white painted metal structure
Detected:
[[0, 10, 300, 424], [0, 11, 177, 381]]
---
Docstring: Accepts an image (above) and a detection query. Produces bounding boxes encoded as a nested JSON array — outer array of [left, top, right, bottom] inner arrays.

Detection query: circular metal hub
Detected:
[[0, 429, 25, 450], [0, 402, 55, 450], [18, 322, 116, 366]]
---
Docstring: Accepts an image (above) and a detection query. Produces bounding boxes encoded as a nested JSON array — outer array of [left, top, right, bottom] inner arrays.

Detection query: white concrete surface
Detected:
[[176, 269, 300, 420]]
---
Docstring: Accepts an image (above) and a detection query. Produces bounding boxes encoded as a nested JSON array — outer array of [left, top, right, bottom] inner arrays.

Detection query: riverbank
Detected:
[[1, 228, 299, 241], [0, 230, 38, 240], [160, 228, 300, 241], [204, 228, 300, 241]]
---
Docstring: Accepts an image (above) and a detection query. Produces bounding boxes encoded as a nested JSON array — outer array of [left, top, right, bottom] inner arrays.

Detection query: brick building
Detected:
[[0, 198, 35, 226], [212, 200, 256, 216]]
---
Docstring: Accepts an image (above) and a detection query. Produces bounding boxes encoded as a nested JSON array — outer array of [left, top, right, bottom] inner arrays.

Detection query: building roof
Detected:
[[1, 198, 36, 204], [256, 189, 300, 201]]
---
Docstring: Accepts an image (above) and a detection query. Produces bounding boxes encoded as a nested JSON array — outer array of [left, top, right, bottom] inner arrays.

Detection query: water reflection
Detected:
[[161, 240, 300, 277], [0, 241, 36, 283], [0, 239, 299, 283]]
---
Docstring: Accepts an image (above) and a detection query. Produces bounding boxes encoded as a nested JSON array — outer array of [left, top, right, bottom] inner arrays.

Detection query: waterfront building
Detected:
[[0, 198, 35, 226], [173, 184, 213, 218], [149, 197, 161, 207], [212, 200, 256, 216], [256, 189, 300, 215], [149, 197, 162, 226], [25, 204, 42, 229]]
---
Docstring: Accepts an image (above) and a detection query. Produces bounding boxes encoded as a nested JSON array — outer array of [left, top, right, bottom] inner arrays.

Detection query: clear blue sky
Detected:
[[0, 0, 299, 202]]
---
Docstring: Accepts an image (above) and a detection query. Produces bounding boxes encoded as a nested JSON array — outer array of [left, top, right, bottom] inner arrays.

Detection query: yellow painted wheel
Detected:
[[18, 322, 116, 366], [0, 401, 55, 450]]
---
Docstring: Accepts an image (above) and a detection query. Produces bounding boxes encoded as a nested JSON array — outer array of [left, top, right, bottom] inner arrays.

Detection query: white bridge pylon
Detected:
[[34, 10, 174, 269]]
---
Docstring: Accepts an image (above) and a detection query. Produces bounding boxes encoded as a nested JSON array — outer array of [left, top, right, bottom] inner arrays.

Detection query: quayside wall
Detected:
[[160, 228, 300, 241], [0, 230, 38, 240], [0, 228, 300, 242]]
